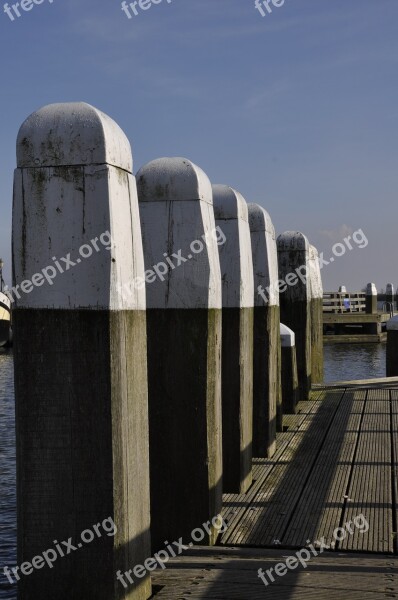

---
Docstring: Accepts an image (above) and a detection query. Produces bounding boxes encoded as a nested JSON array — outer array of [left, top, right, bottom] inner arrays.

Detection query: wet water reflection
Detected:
[[323, 343, 386, 382]]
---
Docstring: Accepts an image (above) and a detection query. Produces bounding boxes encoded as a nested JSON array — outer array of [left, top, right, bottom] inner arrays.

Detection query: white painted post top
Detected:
[[338, 286, 347, 293], [387, 315, 398, 331], [367, 283, 377, 296], [248, 203, 279, 308], [248, 203, 275, 236], [17, 102, 132, 171], [137, 157, 221, 310], [13, 103, 144, 311], [212, 184, 249, 222], [212, 185, 253, 308], [137, 157, 212, 204], [309, 245, 323, 300], [280, 323, 295, 347], [277, 231, 311, 301], [277, 231, 309, 252], [387, 283, 394, 294]]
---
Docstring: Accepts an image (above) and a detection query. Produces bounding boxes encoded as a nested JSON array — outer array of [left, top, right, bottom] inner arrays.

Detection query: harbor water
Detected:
[[0, 351, 16, 600], [0, 343, 387, 599]]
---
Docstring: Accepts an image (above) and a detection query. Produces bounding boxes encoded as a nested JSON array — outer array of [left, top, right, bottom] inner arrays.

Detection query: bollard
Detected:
[[248, 203, 280, 458], [366, 283, 378, 314], [387, 316, 398, 376], [12, 103, 151, 599], [386, 283, 394, 313], [212, 185, 253, 493], [280, 323, 299, 414], [136, 157, 223, 550], [277, 232, 312, 401], [309, 245, 323, 384]]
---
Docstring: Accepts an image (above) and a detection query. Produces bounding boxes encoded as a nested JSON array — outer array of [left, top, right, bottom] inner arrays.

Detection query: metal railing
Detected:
[[323, 292, 366, 314]]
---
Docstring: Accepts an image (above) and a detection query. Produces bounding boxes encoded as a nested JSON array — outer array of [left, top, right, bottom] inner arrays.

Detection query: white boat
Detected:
[[0, 291, 11, 347], [0, 259, 11, 347]]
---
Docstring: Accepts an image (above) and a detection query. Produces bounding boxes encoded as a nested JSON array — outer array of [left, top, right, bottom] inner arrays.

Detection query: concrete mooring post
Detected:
[[386, 283, 394, 312], [212, 185, 253, 493], [280, 323, 299, 414], [136, 157, 223, 550], [387, 316, 398, 376], [309, 245, 324, 384], [248, 203, 280, 458], [277, 232, 312, 401], [366, 283, 378, 314], [12, 103, 151, 600]]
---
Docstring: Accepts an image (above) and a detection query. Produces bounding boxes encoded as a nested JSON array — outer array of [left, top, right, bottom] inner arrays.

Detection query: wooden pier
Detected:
[[152, 380, 398, 598], [323, 290, 392, 343]]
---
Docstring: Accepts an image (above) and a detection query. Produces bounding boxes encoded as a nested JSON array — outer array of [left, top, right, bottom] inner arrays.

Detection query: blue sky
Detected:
[[0, 0, 397, 290]]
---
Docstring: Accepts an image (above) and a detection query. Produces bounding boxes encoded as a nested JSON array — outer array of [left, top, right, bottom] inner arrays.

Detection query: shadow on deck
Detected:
[[152, 380, 398, 599]]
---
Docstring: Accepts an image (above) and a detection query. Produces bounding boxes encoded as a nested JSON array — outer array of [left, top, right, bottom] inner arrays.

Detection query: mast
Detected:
[[0, 258, 4, 293]]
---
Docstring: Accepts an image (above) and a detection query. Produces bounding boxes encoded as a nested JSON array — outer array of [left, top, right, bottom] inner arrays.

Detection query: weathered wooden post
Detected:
[[364, 283, 380, 336], [387, 316, 398, 376], [248, 203, 280, 458], [277, 232, 311, 401], [212, 185, 253, 493], [386, 283, 394, 312], [280, 323, 299, 414], [309, 245, 323, 384], [136, 157, 223, 549], [13, 103, 151, 599], [366, 283, 378, 314]]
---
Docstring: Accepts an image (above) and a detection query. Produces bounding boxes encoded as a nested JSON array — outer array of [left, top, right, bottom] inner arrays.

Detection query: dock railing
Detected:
[[323, 291, 366, 313]]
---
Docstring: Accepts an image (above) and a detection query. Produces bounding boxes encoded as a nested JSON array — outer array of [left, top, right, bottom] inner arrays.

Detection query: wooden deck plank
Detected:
[[152, 548, 398, 599], [339, 389, 393, 553], [314, 377, 398, 390], [283, 390, 366, 548], [222, 390, 345, 546], [220, 396, 324, 543], [221, 402, 325, 544], [150, 381, 398, 598]]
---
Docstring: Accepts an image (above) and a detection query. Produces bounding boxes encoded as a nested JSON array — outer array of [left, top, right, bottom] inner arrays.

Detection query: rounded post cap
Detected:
[[338, 285, 347, 293], [248, 203, 275, 236], [277, 231, 309, 252], [366, 283, 377, 295], [17, 102, 132, 171], [309, 244, 323, 299], [280, 323, 295, 347], [136, 157, 212, 203], [212, 185, 248, 222]]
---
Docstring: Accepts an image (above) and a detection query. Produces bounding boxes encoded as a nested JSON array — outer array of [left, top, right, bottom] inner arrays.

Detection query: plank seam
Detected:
[[336, 389, 368, 551], [278, 388, 348, 543]]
